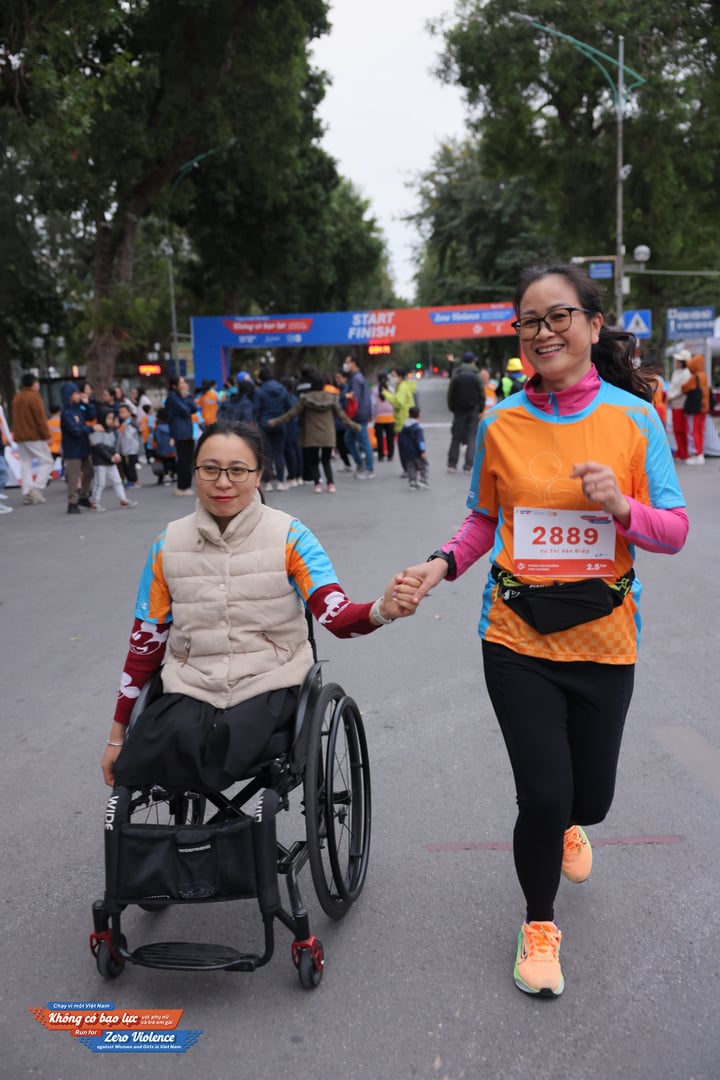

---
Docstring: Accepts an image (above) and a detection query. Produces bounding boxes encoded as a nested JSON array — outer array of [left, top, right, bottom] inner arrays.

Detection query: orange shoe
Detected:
[[562, 825, 593, 883], [514, 921, 564, 997]]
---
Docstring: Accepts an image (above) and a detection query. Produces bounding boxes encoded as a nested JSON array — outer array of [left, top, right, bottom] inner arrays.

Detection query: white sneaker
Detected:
[[686, 454, 705, 465], [274, 481, 287, 491], [0, 504, 12, 514]]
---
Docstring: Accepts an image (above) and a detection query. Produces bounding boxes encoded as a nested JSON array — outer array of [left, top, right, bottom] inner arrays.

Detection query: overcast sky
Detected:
[[311, 2, 469, 302]]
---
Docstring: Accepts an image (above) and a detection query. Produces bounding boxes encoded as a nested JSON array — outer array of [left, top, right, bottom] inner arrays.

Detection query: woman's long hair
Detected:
[[514, 263, 654, 401]]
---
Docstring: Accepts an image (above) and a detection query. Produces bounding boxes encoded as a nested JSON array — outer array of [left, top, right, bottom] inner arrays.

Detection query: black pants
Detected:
[[115, 686, 299, 793], [482, 641, 634, 922], [335, 429, 352, 468], [305, 446, 333, 484], [375, 421, 395, 460], [175, 438, 195, 490], [261, 426, 286, 483], [122, 454, 138, 483], [448, 410, 479, 469]]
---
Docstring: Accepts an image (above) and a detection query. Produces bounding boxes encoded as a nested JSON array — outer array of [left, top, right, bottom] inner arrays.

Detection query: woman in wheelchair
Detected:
[[101, 419, 415, 791]]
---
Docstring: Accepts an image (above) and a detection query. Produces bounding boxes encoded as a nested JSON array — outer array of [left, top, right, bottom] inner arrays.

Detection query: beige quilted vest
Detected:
[[160, 493, 313, 707]]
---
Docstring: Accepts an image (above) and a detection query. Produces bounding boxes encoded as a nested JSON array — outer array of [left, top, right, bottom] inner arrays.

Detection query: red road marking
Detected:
[[425, 835, 683, 853]]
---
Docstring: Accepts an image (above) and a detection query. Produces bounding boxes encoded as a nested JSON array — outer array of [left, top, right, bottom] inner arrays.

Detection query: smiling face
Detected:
[[194, 433, 262, 528], [516, 274, 603, 393]]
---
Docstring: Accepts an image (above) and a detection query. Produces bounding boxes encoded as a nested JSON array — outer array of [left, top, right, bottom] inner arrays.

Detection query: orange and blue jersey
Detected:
[[134, 519, 340, 625], [466, 375, 685, 664]]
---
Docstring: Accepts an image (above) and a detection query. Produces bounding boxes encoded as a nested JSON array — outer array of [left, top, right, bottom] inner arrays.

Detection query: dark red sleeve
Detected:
[[306, 584, 379, 638], [113, 618, 169, 725]]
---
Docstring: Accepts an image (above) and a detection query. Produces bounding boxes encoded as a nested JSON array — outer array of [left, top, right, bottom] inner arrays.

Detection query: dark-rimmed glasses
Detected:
[[511, 306, 591, 340], [194, 464, 259, 483]]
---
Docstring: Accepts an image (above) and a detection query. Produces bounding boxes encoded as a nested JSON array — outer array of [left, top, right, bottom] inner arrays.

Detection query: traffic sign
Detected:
[[666, 306, 716, 340], [589, 262, 614, 280], [623, 309, 652, 338]]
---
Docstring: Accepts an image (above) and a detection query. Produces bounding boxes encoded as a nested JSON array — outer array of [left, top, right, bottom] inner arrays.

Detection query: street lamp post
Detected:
[[160, 238, 179, 375], [160, 144, 230, 378], [510, 15, 645, 323]]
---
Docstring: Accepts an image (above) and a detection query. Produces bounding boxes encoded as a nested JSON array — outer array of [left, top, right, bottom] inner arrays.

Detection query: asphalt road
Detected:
[[2, 377, 718, 1079]]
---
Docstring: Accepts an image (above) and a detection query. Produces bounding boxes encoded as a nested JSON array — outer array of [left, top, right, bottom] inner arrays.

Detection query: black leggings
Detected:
[[482, 641, 634, 922]]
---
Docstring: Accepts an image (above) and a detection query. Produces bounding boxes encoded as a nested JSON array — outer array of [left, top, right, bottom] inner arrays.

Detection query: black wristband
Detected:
[[427, 549, 457, 578]]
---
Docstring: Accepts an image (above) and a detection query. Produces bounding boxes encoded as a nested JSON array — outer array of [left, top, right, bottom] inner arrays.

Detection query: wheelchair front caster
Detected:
[[95, 939, 126, 979], [293, 937, 324, 989]]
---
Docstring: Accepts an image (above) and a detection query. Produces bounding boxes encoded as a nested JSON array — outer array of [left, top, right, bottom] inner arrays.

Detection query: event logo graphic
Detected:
[[29, 1001, 202, 1054]]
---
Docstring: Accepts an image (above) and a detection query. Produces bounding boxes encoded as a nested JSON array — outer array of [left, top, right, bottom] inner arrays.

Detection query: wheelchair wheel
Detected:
[[304, 683, 371, 919]]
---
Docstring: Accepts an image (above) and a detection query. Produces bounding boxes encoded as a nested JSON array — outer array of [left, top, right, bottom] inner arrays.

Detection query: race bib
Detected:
[[513, 507, 616, 578]]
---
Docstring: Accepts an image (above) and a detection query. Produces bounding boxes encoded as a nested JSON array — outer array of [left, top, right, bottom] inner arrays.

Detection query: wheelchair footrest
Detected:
[[129, 941, 259, 972]]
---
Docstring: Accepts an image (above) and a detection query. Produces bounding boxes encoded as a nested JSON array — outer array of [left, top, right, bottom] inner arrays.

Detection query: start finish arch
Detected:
[[190, 302, 515, 385]]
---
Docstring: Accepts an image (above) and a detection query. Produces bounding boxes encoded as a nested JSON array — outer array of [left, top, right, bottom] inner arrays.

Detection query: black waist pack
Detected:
[[492, 565, 635, 635]]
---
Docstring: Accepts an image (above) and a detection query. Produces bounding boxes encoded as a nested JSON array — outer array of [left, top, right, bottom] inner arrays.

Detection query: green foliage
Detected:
[[0, 0, 390, 386], [417, 0, 720, 345]]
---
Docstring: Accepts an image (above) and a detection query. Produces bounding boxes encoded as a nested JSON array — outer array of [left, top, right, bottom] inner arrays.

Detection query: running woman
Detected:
[[393, 263, 688, 997]]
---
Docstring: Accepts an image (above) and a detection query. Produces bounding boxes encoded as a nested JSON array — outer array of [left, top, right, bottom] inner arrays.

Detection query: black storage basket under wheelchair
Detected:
[[115, 799, 259, 905], [90, 653, 372, 989]]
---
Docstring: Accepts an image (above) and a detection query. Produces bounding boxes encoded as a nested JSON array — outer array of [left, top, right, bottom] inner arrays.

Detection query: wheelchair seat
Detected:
[[90, 662, 371, 989]]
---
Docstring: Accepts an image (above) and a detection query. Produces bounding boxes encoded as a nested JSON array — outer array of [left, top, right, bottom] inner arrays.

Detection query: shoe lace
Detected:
[[524, 922, 561, 960], [563, 826, 583, 861]]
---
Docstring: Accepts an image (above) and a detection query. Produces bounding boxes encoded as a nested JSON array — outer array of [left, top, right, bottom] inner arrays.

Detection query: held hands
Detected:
[[378, 573, 424, 620], [392, 560, 448, 610], [571, 462, 630, 527]]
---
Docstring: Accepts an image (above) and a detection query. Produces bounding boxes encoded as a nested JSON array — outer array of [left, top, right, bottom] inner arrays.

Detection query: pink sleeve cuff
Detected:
[[615, 499, 688, 554], [442, 511, 497, 577]]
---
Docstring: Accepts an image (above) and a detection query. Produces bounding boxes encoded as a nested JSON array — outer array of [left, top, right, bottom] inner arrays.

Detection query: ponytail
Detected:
[[592, 326, 654, 402]]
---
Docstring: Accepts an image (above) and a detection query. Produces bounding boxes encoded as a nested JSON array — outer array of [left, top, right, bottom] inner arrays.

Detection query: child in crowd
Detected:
[[398, 405, 429, 490], [89, 412, 138, 511], [117, 403, 143, 486], [139, 403, 155, 463], [152, 407, 176, 485]]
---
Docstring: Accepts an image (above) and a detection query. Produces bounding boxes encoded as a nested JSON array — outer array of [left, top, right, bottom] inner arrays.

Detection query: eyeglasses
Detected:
[[194, 464, 259, 483], [511, 307, 591, 340]]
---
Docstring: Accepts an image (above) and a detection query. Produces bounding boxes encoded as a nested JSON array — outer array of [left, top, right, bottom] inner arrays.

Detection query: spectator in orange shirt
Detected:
[[47, 405, 62, 456], [196, 379, 219, 425]]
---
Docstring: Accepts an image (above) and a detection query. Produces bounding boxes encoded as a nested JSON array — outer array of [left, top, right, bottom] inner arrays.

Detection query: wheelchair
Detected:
[[90, 647, 371, 990]]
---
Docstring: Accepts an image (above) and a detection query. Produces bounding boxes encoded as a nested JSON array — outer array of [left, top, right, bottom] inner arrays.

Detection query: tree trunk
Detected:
[[85, 216, 132, 390], [86, 332, 123, 393]]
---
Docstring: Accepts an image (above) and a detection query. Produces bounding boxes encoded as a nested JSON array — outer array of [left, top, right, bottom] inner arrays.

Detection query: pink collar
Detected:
[[525, 365, 602, 415]]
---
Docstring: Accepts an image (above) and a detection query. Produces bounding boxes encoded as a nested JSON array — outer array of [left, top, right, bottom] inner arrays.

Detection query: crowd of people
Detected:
[[1, 333, 713, 517], [0, 361, 430, 511], [444, 343, 715, 473]]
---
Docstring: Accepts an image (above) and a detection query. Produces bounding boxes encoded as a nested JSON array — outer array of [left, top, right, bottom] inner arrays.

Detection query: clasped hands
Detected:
[[381, 559, 448, 621]]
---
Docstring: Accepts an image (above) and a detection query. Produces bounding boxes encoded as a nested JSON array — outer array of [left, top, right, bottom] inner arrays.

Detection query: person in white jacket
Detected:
[[666, 349, 691, 460]]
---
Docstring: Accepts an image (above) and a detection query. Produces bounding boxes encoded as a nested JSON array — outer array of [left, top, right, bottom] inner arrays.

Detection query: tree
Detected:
[[416, 0, 720, 345], [1, 0, 389, 389]]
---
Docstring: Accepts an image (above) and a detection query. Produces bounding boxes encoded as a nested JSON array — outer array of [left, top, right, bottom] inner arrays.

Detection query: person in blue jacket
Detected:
[[397, 405, 429, 490], [253, 366, 292, 490], [61, 381, 95, 513], [165, 375, 195, 495]]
